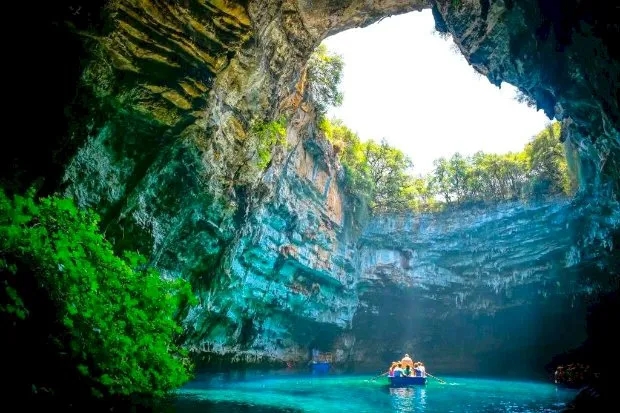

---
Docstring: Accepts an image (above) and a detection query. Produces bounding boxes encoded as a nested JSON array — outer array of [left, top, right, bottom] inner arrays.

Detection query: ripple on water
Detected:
[[167, 374, 577, 413]]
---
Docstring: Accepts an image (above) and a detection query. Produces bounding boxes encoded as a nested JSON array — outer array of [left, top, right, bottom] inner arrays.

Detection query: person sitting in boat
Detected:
[[403, 364, 412, 377], [388, 362, 398, 377], [393, 363, 405, 377], [418, 362, 427, 378], [413, 362, 422, 377], [401, 353, 414, 368]]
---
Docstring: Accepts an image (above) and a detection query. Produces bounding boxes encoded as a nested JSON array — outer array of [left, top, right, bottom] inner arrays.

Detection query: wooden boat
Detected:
[[388, 375, 427, 386], [310, 351, 332, 374], [310, 361, 330, 374]]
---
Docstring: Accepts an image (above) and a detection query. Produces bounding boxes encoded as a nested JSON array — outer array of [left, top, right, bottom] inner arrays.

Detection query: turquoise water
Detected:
[[167, 373, 577, 412]]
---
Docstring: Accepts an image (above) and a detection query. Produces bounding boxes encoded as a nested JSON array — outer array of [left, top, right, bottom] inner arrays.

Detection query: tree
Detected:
[[425, 123, 570, 206], [468, 151, 487, 200], [402, 175, 440, 212], [0, 189, 195, 402], [514, 89, 538, 109], [448, 153, 470, 204], [320, 119, 573, 215], [320, 117, 358, 157], [525, 122, 572, 197], [319, 119, 430, 214], [432, 157, 452, 203], [503, 152, 529, 199], [365, 139, 413, 212], [306, 44, 344, 115]]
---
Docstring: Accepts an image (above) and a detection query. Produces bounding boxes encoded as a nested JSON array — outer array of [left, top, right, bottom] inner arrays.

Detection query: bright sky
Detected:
[[323, 10, 551, 174]]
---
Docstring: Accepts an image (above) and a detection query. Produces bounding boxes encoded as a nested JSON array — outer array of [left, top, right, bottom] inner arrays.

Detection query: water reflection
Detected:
[[173, 374, 576, 413], [389, 386, 427, 412]]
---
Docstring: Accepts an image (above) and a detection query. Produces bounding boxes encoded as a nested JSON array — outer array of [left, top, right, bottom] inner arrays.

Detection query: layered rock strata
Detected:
[[2, 0, 619, 369]]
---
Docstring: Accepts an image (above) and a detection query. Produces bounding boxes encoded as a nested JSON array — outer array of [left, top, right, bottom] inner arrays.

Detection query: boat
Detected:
[[384, 357, 429, 386], [309, 350, 332, 374], [388, 375, 427, 386], [310, 361, 331, 374]]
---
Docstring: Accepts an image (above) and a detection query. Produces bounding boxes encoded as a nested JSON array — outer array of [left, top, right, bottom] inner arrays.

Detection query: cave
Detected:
[[1, 0, 619, 411]]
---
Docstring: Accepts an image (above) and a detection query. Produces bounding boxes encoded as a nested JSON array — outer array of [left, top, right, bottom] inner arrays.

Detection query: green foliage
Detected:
[[473, 151, 530, 201], [306, 44, 344, 115], [251, 116, 287, 169], [321, 118, 574, 215], [431, 151, 529, 204], [515, 89, 538, 109], [321, 119, 373, 207], [319, 119, 420, 214], [429, 122, 574, 205], [365, 139, 414, 212], [402, 175, 442, 212], [0, 189, 195, 399], [311, 50, 572, 213], [431, 157, 452, 203], [525, 122, 574, 197]]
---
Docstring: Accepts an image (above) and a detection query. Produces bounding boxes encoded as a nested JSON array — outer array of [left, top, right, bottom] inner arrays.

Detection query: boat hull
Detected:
[[389, 376, 427, 386], [311, 362, 330, 374]]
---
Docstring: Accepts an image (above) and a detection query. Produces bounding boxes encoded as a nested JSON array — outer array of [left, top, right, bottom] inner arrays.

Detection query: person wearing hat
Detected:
[[388, 362, 398, 377], [419, 362, 427, 377], [401, 353, 414, 368], [393, 363, 405, 377]]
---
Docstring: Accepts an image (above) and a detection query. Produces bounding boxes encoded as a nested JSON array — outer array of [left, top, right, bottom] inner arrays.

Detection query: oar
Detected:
[[426, 372, 446, 384], [370, 370, 390, 381]]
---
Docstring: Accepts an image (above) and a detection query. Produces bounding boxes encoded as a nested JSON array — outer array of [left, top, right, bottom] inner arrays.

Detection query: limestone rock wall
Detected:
[[432, 0, 620, 197], [348, 199, 619, 374], [182, 103, 361, 363], [2, 0, 619, 369]]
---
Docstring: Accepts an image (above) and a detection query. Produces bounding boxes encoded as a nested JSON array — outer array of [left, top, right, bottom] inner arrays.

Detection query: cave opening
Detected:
[[321, 10, 551, 176], [300, 8, 619, 384], [1, 1, 618, 410]]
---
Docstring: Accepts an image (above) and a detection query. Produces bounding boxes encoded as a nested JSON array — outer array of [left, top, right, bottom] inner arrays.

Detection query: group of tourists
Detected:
[[388, 354, 426, 378]]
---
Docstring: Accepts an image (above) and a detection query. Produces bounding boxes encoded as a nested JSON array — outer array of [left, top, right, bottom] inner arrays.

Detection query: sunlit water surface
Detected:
[[163, 372, 577, 413]]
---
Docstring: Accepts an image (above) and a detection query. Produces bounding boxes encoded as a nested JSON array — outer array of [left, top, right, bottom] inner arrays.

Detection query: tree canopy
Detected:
[[525, 122, 574, 197], [307, 45, 575, 216], [320, 119, 438, 214], [320, 118, 576, 215], [306, 44, 344, 115], [0, 189, 195, 402], [429, 122, 575, 205]]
